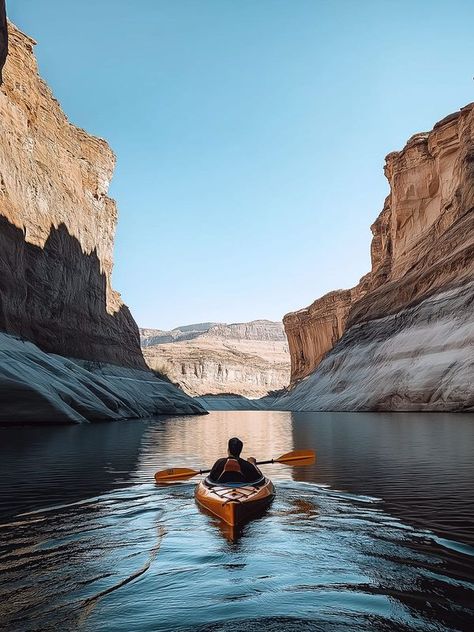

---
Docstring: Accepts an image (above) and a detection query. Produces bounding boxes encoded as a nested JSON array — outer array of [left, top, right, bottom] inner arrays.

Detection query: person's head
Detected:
[[228, 437, 243, 458]]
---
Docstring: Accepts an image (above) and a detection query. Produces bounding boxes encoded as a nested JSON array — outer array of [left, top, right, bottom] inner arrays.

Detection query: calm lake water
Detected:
[[0, 411, 473, 631]]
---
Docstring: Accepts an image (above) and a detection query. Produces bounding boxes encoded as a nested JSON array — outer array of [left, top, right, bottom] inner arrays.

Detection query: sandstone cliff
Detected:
[[281, 104, 474, 411], [141, 320, 290, 398], [0, 23, 145, 367], [284, 289, 357, 383], [0, 23, 204, 421]]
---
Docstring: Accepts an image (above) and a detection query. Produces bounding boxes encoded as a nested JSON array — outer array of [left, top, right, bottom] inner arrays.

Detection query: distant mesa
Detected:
[[140, 323, 218, 347], [140, 320, 291, 398]]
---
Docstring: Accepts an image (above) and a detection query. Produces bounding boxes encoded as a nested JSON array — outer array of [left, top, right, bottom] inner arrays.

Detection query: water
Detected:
[[0, 411, 473, 631]]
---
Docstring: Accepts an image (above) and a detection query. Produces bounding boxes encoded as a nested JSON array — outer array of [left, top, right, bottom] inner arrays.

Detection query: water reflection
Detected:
[[0, 411, 473, 631], [290, 412, 474, 545], [0, 422, 147, 518], [135, 411, 295, 483]]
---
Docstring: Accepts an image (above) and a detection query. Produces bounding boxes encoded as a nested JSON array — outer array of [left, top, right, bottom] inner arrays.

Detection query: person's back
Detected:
[[209, 437, 261, 484]]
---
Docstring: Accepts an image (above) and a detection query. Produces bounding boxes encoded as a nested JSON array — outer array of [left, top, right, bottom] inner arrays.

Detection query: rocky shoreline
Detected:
[[276, 283, 473, 411], [0, 333, 204, 423]]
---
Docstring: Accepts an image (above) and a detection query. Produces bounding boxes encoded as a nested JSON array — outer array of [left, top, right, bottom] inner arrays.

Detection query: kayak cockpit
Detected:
[[203, 475, 267, 488]]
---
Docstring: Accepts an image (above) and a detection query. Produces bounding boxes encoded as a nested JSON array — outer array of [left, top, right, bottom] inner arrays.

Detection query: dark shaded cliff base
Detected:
[[0, 216, 146, 369], [0, 218, 206, 422]]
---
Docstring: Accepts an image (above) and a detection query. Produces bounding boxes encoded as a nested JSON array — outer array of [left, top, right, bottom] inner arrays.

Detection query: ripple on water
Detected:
[[0, 480, 472, 632]]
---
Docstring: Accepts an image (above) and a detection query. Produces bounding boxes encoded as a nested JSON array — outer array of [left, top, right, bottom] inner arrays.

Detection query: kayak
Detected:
[[195, 477, 275, 527]]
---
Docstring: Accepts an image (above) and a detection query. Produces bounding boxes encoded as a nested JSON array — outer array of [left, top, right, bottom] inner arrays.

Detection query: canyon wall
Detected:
[[0, 23, 144, 368], [284, 289, 357, 383], [0, 23, 204, 420], [141, 320, 290, 398], [280, 104, 474, 411]]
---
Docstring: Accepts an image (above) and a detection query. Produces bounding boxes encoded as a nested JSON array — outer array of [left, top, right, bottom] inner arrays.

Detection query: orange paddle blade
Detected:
[[154, 467, 200, 482], [275, 449, 316, 467]]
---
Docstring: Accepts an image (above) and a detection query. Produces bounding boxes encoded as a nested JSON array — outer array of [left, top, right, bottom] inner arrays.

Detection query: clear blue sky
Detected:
[[8, 0, 474, 329]]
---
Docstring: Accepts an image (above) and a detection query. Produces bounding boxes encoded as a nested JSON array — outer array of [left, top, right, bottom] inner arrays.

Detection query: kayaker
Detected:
[[209, 437, 262, 484]]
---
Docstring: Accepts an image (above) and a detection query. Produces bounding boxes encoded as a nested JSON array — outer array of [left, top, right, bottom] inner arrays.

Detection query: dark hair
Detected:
[[228, 437, 243, 457]]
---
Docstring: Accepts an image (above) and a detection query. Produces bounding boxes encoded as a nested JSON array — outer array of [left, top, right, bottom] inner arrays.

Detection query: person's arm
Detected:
[[240, 458, 262, 481], [247, 457, 262, 477]]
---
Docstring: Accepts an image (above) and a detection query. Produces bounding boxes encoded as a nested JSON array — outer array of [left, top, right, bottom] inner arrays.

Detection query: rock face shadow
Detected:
[[0, 214, 147, 368]]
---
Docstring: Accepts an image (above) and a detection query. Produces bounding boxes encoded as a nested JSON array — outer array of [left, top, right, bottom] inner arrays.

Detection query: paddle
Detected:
[[154, 449, 316, 483]]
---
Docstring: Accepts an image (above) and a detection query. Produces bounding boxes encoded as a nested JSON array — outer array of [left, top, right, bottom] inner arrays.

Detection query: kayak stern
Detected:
[[195, 478, 275, 527]]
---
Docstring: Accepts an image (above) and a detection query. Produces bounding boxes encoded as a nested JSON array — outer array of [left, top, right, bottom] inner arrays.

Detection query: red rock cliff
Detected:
[[284, 103, 474, 385]]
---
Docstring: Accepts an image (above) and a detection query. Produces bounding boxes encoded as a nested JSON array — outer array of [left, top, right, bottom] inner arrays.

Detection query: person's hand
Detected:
[[247, 457, 257, 464]]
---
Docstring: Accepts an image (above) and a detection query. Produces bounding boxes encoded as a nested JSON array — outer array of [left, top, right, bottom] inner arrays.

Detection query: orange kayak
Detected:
[[195, 477, 275, 527]]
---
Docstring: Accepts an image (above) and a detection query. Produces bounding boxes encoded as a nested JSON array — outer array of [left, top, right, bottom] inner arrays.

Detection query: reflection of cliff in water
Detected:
[[134, 411, 295, 482], [0, 412, 295, 521], [290, 411, 474, 545], [0, 421, 148, 519]]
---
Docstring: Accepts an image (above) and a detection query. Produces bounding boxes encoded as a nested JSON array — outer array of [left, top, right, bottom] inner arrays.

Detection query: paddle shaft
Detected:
[[197, 458, 278, 476], [154, 450, 315, 482], [185, 459, 268, 477]]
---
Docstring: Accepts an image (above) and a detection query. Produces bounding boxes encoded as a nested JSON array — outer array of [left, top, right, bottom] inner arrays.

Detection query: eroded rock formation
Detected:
[[141, 320, 290, 398], [0, 23, 145, 367], [0, 23, 204, 421], [284, 289, 357, 383], [281, 104, 474, 411], [0, 332, 203, 423]]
